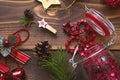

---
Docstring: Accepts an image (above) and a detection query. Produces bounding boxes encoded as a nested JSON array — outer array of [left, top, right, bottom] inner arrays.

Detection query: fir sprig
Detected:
[[20, 9, 34, 28], [40, 49, 76, 80]]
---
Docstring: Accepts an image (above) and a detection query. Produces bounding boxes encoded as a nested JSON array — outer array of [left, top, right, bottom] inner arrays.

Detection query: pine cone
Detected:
[[24, 9, 34, 20], [104, 0, 120, 8], [33, 41, 51, 61]]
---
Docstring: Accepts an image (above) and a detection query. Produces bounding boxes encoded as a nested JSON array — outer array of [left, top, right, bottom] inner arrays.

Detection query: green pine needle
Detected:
[[40, 49, 76, 80], [19, 16, 34, 28]]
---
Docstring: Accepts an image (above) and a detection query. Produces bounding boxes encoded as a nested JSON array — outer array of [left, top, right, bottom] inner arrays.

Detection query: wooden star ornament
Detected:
[[38, 19, 57, 34], [38, 19, 47, 28], [37, 0, 61, 10]]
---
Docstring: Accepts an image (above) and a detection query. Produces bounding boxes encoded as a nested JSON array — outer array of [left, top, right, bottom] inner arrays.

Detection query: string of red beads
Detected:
[[63, 19, 97, 54]]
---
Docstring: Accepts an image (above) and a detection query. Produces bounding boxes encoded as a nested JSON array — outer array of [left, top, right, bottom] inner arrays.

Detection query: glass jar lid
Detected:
[[85, 6, 115, 36]]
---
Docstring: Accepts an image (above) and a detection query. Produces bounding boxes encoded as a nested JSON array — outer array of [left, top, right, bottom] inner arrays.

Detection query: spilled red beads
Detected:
[[63, 19, 97, 53], [104, 0, 120, 8], [63, 19, 120, 80], [81, 43, 120, 80], [63, 22, 74, 35]]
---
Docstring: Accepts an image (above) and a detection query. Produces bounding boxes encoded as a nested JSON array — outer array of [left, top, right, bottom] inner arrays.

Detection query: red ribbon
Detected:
[[63, 19, 97, 53], [10, 28, 30, 64], [0, 28, 30, 73], [0, 63, 9, 73], [10, 49, 30, 64]]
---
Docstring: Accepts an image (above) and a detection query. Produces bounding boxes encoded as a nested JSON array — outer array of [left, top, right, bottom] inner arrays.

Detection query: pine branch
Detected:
[[40, 49, 76, 80], [19, 9, 34, 28]]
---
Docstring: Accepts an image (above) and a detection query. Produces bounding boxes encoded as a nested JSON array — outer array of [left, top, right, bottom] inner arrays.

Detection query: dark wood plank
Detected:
[[0, 0, 120, 50], [0, 1, 120, 80], [4, 50, 120, 80]]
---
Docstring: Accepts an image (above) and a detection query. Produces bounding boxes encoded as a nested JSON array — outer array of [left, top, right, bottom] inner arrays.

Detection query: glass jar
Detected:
[[79, 43, 120, 80], [69, 6, 120, 80]]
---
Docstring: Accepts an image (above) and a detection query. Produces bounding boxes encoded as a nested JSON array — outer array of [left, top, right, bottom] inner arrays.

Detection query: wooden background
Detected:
[[0, 0, 120, 50], [0, 0, 120, 80]]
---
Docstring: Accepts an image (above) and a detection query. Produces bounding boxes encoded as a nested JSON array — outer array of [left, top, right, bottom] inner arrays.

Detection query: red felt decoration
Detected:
[[0, 28, 30, 80], [8, 28, 30, 64]]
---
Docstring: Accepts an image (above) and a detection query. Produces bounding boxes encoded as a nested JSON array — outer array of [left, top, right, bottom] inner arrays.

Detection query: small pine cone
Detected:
[[33, 41, 51, 61], [24, 9, 34, 20], [104, 0, 120, 8]]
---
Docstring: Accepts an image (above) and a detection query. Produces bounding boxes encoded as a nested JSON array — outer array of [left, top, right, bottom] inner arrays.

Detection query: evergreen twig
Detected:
[[19, 9, 34, 28], [40, 49, 76, 80]]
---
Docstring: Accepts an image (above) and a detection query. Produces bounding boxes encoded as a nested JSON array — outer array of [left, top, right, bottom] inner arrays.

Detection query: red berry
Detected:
[[4, 40, 9, 47], [104, 0, 120, 8]]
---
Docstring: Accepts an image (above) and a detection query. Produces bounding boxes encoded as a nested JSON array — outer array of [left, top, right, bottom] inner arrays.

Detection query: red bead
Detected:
[[70, 49, 74, 53], [84, 47, 88, 51], [76, 36, 80, 39], [77, 21, 80, 25], [111, 65, 115, 69], [71, 36, 75, 39], [79, 37, 84, 42], [86, 35, 91, 41], [79, 30, 83, 34], [72, 31, 79, 35], [63, 22, 74, 35], [110, 72, 115, 77], [89, 42, 97, 46], [71, 27, 75, 32], [86, 44, 90, 48], [104, 0, 120, 8], [79, 52, 85, 56], [84, 25, 90, 31], [76, 25, 80, 30], [92, 33, 96, 38], [65, 43, 68, 47]]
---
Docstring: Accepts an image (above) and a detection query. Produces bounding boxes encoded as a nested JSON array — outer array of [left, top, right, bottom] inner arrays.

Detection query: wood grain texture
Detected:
[[3, 50, 120, 80], [0, 1, 120, 80], [0, 0, 120, 50], [1, 50, 86, 80]]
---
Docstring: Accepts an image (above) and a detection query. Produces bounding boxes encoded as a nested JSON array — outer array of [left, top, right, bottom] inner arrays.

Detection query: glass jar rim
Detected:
[[85, 7, 115, 36]]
